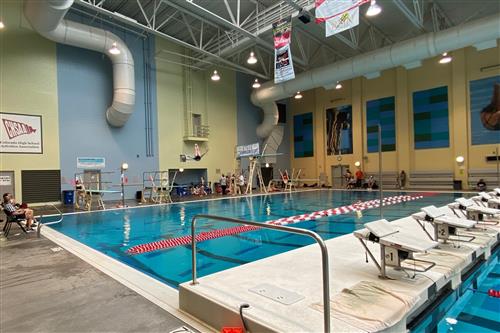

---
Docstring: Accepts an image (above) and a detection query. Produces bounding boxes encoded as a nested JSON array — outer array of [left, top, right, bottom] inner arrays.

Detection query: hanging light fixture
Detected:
[[247, 51, 258, 64], [439, 52, 452, 64], [211, 70, 220, 81], [108, 42, 121, 55], [366, 0, 382, 17], [335, 81, 342, 89], [252, 78, 261, 88], [294, 91, 303, 99]]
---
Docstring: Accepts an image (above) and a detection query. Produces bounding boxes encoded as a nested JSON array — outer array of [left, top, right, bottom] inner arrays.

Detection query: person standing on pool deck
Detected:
[[220, 174, 227, 195], [399, 170, 407, 189]]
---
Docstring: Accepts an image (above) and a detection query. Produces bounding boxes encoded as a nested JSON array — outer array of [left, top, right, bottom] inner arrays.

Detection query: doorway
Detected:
[[331, 164, 350, 188]]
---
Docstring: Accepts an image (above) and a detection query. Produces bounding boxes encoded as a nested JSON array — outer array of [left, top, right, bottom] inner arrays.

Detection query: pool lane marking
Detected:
[[126, 194, 424, 255]]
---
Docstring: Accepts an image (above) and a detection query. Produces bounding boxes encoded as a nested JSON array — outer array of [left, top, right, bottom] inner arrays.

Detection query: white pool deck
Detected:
[[179, 206, 500, 333], [41, 202, 500, 333]]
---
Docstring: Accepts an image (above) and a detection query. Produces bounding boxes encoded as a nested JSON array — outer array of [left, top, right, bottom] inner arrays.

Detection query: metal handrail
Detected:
[[37, 204, 64, 237], [190, 214, 331, 333]]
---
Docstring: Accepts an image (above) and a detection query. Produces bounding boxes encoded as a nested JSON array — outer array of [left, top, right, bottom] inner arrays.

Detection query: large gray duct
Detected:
[[24, 0, 135, 127], [251, 13, 500, 138]]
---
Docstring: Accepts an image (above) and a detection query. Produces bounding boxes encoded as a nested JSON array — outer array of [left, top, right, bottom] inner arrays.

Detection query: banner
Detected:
[[273, 16, 295, 84], [77, 157, 106, 169], [236, 143, 260, 158], [325, 7, 359, 37], [0, 112, 42, 154], [315, 0, 368, 36]]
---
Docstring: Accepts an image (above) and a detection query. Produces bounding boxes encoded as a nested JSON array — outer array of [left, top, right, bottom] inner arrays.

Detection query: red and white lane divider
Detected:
[[126, 194, 424, 255]]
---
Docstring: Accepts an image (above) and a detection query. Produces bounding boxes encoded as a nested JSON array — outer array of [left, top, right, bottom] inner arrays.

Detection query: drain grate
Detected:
[[249, 283, 304, 305]]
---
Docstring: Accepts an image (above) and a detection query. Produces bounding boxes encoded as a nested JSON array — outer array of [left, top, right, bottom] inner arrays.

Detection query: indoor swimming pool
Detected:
[[411, 247, 499, 333], [47, 190, 465, 288]]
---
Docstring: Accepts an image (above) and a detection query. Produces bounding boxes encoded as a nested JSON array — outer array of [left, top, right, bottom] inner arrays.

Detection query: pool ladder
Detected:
[[190, 214, 331, 333], [36, 204, 64, 237]]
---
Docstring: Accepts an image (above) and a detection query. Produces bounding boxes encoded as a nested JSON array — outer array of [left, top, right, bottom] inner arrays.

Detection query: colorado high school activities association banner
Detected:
[[316, 0, 368, 37], [273, 16, 295, 84], [0, 112, 43, 154]]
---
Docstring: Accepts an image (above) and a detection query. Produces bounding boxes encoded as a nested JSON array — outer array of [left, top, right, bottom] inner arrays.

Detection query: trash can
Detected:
[[453, 180, 462, 191], [62, 190, 74, 204], [136, 190, 143, 202]]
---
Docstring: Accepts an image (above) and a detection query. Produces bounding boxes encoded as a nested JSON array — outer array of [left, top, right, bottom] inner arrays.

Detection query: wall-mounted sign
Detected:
[[0, 175, 12, 186], [0, 113, 43, 154], [77, 157, 106, 169], [236, 143, 260, 158]]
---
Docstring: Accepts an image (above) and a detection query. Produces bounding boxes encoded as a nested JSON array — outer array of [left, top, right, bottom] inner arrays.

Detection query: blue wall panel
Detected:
[[413, 86, 450, 149], [57, 13, 158, 199], [366, 96, 396, 152], [294, 112, 314, 158]]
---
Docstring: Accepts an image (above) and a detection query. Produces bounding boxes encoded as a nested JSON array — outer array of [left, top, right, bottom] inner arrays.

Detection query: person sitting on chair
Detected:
[[2, 193, 36, 230], [476, 178, 487, 191]]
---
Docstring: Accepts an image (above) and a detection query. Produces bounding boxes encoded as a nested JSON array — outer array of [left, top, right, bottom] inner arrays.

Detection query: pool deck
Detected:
[[0, 234, 204, 333], [179, 206, 500, 333]]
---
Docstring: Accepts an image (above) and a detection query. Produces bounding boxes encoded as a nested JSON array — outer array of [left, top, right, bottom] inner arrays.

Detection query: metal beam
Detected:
[[76, 0, 270, 80], [393, 0, 426, 32]]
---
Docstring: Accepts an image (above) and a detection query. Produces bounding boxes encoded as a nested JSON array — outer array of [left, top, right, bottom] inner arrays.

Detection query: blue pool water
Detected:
[[49, 190, 464, 288], [412, 247, 500, 333]]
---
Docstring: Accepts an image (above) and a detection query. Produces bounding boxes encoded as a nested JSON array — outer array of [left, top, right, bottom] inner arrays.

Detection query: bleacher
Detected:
[[468, 169, 500, 190], [409, 171, 454, 190], [364, 171, 399, 189]]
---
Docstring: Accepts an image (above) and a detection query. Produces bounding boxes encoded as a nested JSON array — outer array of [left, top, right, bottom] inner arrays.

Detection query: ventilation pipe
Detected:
[[251, 13, 500, 137], [24, 0, 135, 127]]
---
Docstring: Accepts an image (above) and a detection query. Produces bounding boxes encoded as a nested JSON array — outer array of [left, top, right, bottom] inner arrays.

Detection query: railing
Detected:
[[190, 214, 331, 333], [36, 204, 64, 237]]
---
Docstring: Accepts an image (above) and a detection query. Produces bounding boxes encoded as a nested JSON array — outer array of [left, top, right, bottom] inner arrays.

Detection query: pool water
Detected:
[[49, 190, 463, 288], [411, 247, 500, 333]]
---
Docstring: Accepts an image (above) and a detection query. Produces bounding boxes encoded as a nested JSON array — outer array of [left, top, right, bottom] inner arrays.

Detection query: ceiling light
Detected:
[[354, 161, 361, 167], [252, 78, 261, 88], [108, 42, 121, 55], [211, 70, 220, 81], [265, 163, 270, 168], [0, 21, 5, 29], [335, 81, 342, 89], [439, 52, 452, 64], [366, 0, 381, 17], [294, 91, 303, 99], [455, 156, 465, 164], [247, 51, 257, 64], [179, 168, 184, 172]]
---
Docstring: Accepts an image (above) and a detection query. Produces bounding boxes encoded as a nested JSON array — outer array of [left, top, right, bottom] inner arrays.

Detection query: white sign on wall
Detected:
[[77, 157, 106, 169], [0, 175, 12, 186], [0, 113, 43, 154], [236, 143, 260, 158]]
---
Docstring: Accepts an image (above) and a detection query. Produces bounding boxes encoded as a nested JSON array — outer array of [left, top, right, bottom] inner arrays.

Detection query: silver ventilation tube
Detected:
[[24, 0, 135, 127]]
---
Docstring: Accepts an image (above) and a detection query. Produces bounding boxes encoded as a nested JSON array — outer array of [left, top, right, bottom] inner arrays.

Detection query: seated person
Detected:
[[346, 176, 356, 189], [476, 178, 487, 191], [2, 193, 36, 230]]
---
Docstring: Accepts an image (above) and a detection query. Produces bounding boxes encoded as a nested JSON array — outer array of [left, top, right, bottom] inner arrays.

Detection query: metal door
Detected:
[[331, 165, 349, 188]]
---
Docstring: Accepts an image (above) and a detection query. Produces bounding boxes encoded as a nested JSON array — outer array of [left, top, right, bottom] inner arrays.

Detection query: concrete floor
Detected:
[[0, 233, 199, 333]]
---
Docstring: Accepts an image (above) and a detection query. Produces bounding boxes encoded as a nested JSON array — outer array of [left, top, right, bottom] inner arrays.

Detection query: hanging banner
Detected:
[[236, 143, 260, 158], [273, 16, 295, 84], [315, 0, 368, 36], [325, 7, 359, 37], [77, 157, 106, 169], [0, 112, 43, 154]]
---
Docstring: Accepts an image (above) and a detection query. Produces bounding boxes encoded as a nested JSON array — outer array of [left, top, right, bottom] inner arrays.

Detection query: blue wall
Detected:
[[57, 13, 158, 200], [236, 73, 290, 180]]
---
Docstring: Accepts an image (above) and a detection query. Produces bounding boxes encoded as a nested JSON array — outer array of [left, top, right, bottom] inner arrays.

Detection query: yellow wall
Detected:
[[290, 45, 500, 188], [155, 38, 237, 183], [0, 1, 60, 201]]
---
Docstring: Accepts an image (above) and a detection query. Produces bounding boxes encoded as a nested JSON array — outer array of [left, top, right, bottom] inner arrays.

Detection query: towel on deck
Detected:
[[413, 249, 467, 278], [310, 281, 419, 332]]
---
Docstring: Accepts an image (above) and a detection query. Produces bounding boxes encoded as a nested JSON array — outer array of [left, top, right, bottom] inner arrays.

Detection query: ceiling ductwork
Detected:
[[24, 0, 135, 127], [251, 13, 500, 138]]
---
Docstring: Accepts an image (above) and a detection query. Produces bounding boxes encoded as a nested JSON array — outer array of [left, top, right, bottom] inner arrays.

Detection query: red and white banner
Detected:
[[0, 112, 43, 154], [273, 16, 295, 84], [316, 0, 368, 37]]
